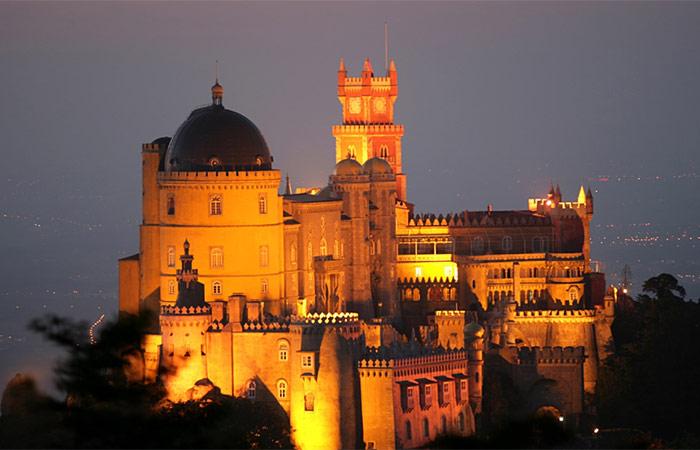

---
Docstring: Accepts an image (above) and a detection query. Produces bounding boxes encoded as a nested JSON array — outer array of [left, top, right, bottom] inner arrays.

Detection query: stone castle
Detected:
[[119, 58, 615, 449]]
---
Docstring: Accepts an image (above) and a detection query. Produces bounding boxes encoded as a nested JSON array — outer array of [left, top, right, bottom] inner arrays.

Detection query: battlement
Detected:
[[405, 211, 553, 228], [435, 310, 465, 318], [332, 124, 404, 135], [142, 143, 162, 152], [512, 309, 597, 323], [161, 304, 211, 316], [242, 318, 291, 332], [341, 76, 392, 86], [528, 198, 587, 215], [515, 346, 586, 365], [157, 170, 281, 183], [291, 312, 359, 325], [398, 276, 457, 285]]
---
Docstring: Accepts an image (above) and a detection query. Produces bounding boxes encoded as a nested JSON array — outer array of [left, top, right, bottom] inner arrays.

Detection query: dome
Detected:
[[464, 321, 485, 338], [363, 157, 392, 174], [164, 83, 271, 172], [333, 158, 364, 176]]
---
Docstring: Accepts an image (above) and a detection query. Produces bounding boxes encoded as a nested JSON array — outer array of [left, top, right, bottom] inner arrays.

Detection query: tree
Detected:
[[0, 313, 294, 449], [595, 274, 700, 444]]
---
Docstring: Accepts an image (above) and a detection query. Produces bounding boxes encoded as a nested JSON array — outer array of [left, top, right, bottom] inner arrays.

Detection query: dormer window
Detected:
[[209, 157, 221, 169]]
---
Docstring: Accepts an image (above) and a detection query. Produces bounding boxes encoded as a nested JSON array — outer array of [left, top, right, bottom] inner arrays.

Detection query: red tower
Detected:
[[333, 58, 406, 200]]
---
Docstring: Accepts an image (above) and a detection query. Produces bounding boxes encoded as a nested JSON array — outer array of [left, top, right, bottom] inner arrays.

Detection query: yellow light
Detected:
[[546, 200, 552, 206]]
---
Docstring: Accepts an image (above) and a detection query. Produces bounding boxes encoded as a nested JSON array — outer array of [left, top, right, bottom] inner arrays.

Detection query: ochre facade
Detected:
[[119, 58, 614, 449]]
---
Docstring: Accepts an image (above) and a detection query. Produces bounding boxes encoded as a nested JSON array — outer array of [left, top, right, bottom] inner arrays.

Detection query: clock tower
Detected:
[[333, 58, 406, 200]]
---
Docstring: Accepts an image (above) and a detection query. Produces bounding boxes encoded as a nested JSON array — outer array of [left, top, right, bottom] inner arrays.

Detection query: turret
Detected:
[[465, 321, 484, 414], [337, 58, 347, 96], [388, 59, 397, 97], [554, 184, 562, 204]]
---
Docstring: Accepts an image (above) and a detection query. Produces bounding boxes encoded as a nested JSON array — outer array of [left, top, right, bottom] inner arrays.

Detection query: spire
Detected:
[[555, 184, 562, 202], [338, 58, 346, 73], [362, 58, 373, 74], [587, 186, 593, 199], [548, 183, 555, 199], [284, 173, 292, 195], [578, 185, 586, 204], [389, 59, 396, 73], [212, 61, 223, 106]]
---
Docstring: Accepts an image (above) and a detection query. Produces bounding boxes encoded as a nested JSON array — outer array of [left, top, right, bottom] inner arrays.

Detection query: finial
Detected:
[[363, 58, 373, 74], [212, 61, 223, 106], [338, 58, 346, 72], [385, 21, 389, 74], [284, 173, 292, 196], [389, 59, 396, 73]]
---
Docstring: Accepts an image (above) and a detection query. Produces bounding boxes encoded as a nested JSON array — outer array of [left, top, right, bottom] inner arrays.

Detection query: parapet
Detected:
[[332, 124, 404, 134], [161, 304, 211, 316], [291, 312, 359, 325], [512, 309, 597, 323], [515, 346, 586, 365]]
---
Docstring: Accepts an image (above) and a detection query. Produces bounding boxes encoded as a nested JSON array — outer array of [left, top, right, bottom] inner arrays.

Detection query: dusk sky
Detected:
[[2, 1, 700, 394]]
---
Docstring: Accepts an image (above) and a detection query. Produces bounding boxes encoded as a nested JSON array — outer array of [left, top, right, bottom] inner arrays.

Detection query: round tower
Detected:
[[465, 321, 485, 415]]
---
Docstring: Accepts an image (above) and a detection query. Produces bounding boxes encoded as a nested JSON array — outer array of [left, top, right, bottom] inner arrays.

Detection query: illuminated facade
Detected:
[[119, 58, 613, 449]]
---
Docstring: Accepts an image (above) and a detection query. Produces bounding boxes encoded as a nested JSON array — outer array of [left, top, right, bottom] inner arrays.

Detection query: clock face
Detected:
[[373, 97, 387, 113], [349, 97, 362, 114]]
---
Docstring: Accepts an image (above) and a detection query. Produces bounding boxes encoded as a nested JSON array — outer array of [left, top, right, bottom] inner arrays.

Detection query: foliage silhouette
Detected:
[[595, 274, 700, 446], [0, 312, 294, 449]]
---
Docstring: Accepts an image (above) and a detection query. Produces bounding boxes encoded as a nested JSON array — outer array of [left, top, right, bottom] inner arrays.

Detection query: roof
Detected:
[[284, 193, 340, 204]]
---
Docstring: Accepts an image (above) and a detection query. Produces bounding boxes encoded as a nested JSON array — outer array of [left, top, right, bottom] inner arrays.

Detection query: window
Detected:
[[301, 354, 313, 370], [379, 144, 389, 159], [334, 239, 339, 257], [210, 248, 223, 268], [369, 239, 376, 255], [415, 267, 423, 278], [444, 266, 453, 279], [320, 238, 327, 256], [278, 341, 289, 361], [277, 380, 287, 399], [348, 144, 356, 159], [167, 194, 175, 215], [246, 380, 256, 399], [261, 278, 268, 294], [304, 392, 315, 411], [405, 421, 412, 441], [212, 281, 222, 295], [167, 247, 176, 267], [260, 246, 269, 267], [376, 238, 381, 255], [569, 288, 578, 301], [473, 237, 484, 252], [258, 195, 267, 214], [209, 195, 222, 215], [423, 418, 430, 438], [407, 387, 415, 409], [502, 236, 513, 252], [168, 280, 175, 295], [307, 242, 313, 269], [290, 244, 296, 264]]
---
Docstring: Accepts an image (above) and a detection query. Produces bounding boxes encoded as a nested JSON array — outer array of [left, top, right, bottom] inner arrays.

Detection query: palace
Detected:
[[119, 58, 614, 449]]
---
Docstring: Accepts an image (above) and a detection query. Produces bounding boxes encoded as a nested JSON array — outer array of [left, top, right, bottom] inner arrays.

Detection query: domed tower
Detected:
[[160, 241, 212, 401], [465, 321, 484, 414], [330, 158, 373, 318], [363, 157, 399, 317], [136, 79, 287, 318]]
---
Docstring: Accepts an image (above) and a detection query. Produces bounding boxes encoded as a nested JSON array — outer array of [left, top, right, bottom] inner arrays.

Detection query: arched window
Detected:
[[260, 246, 269, 267], [258, 195, 267, 214], [376, 238, 381, 255], [246, 380, 256, 399], [304, 392, 315, 411], [168, 280, 175, 295], [405, 421, 412, 441], [348, 144, 356, 159], [379, 144, 389, 159], [307, 242, 313, 269], [277, 380, 287, 399], [369, 239, 376, 256], [209, 195, 222, 215], [528, 290, 533, 301], [278, 340, 289, 361], [167, 194, 175, 215], [320, 238, 327, 256], [210, 248, 223, 268], [167, 247, 176, 267], [502, 236, 513, 252], [423, 418, 430, 438], [212, 280, 222, 295], [261, 278, 268, 294], [569, 288, 578, 301], [473, 237, 484, 252], [290, 244, 297, 264]]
